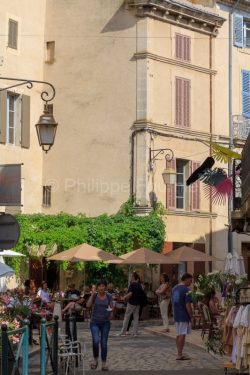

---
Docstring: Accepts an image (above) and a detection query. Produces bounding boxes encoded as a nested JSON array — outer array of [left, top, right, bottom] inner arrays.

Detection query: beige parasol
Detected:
[[164, 245, 222, 262], [106, 247, 180, 264], [48, 243, 122, 262]]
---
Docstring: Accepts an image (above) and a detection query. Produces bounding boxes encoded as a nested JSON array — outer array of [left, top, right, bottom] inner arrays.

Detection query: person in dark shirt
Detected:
[[172, 273, 193, 360], [117, 272, 143, 337]]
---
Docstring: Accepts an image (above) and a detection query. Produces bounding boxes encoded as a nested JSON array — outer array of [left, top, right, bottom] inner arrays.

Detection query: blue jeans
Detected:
[[90, 321, 110, 362]]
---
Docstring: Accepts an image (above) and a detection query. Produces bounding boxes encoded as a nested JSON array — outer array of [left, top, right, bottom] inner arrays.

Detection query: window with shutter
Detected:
[[242, 70, 250, 118], [8, 19, 18, 49], [234, 14, 243, 47], [21, 95, 30, 148], [176, 160, 186, 209], [43, 186, 52, 206], [175, 33, 191, 61], [7, 93, 16, 144], [166, 159, 176, 209], [0, 91, 7, 144], [175, 77, 191, 128], [191, 161, 201, 210]]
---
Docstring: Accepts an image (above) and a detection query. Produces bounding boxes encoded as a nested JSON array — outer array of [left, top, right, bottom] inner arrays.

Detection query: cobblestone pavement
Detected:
[[29, 321, 224, 374]]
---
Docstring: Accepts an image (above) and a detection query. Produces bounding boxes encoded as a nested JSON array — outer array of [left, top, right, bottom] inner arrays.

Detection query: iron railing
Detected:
[[40, 316, 58, 375], [1, 320, 29, 375], [233, 115, 250, 141]]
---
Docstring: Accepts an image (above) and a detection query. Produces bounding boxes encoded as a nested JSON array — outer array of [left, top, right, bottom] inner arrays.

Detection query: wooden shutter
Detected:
[[183, 36, 191, 61], [21, 95, 30, 148], [0, 91, 7, 144], [166, 159, 176, 209], [242, 70, 250, 118], [175, 33, 191, 61], [8, 19, 18, 49], [175, 77, 191, 127], [234, 14, 243, 47], [191, 161, 200, 210], [175, 34, 182, 59]]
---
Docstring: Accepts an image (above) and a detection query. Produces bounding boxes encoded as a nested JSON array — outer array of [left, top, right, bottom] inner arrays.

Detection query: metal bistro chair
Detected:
[[58, 323, 86, 375], [58, 338, 86, 375]]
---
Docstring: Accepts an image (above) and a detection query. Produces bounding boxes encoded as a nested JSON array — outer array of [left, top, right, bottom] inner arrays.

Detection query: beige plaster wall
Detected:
[[0, 0, 46, 213], [42, 0, 136, 216]]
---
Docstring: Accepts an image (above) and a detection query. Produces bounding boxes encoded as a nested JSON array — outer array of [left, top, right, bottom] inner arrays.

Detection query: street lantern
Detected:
[[0, 77, 57, 152], [162, 167, 176, 185], [149, 147, 175, 185], [36, 105, 58, 153]]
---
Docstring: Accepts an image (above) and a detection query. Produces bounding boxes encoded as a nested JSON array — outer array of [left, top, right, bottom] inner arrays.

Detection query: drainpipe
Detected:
[[209, 34, 213, 271], [228, 0, 241, 254]]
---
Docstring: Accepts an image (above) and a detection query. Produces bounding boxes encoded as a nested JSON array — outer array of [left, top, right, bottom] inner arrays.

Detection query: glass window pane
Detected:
[[8, 128, 14, 144], [176, 198, 184, 209], [177, 174, 184, 184]]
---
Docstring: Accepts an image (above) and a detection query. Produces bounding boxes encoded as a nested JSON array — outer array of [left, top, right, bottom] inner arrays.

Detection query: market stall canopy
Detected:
[[106, 247, 180, 264], [0, 250, 25, 257], [47, 243, 122, 262], [164, 245, 222, 262], [0, 262, 15, 278]]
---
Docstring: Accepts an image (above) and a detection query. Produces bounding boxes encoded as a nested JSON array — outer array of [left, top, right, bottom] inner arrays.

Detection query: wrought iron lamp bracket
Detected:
[[0, 77, 56, 104], [149, 148, 174, 169]]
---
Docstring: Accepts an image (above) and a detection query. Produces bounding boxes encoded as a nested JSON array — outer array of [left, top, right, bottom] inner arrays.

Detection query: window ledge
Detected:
[[166, 210, 217, 219]]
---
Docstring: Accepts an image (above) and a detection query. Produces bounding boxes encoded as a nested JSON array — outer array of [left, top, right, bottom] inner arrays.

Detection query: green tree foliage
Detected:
[[7, 201, 166, 284]]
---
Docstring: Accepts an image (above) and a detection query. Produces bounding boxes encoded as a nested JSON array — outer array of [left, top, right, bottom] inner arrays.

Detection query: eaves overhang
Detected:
[[128, 0, 226, 35]]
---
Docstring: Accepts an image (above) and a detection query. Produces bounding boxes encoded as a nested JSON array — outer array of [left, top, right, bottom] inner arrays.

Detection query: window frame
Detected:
[[42, 186, 52, 206], [175, 76, 191, 128], [6, 93, 17, 145], [175, 33, 191, 62], [8, 19, 18, 50]]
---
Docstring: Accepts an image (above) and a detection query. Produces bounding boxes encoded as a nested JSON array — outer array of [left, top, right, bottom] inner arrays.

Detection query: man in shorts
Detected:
[[172, 273, 193, 360]]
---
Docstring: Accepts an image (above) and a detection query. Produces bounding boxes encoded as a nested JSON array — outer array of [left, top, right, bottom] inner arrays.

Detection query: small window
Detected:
[[175, 77, 191, 128], [45, 41, 55, 63], [176, 160, 186, 209], [43, 186, 51, 206], [175, 33, 191, 62], [244, 22, 250, 48], [7, 93, 17, 144], [8, 19, 18, 49]]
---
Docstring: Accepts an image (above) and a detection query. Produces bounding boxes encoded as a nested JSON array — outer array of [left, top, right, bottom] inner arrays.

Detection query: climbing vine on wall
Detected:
[[7, 200, 166, 281]]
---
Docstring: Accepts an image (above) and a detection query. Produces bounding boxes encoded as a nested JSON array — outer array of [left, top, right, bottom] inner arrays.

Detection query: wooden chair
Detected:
[[200, 303, 218, 339]]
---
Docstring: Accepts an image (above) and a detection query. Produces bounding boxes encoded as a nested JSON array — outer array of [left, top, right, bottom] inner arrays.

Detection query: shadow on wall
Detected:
[[101, 2, 136, 33]]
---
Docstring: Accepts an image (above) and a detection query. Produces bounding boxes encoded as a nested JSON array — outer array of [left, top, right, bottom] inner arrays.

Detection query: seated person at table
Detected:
[[62, 286, 90, 315], [37, 281, 54, 310], [64, 283, 80, 300], [107, 283, 117, 294]]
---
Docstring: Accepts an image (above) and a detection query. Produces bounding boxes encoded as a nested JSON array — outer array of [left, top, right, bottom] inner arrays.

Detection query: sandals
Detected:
[[102, 365, 109, 371], [176, 356, 191, 361], [90, 361, 98, 369]]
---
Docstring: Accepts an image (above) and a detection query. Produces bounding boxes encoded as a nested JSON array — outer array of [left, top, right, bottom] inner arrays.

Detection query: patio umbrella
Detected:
[[0, 261, 15, 278], [48, 243, 122, 262], [164, 245, 221, 262], [0, 250, 25, 257], [224, 252, 246, 276], [106, 247, 180, 264]]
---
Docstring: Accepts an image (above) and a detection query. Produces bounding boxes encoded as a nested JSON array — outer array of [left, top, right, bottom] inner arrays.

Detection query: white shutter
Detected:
[[242, 70, 250, 118], [234, 14, 243, 47]]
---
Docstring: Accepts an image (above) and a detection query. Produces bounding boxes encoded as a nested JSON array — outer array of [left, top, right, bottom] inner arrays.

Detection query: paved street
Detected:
[[29, 321, 225, 374]]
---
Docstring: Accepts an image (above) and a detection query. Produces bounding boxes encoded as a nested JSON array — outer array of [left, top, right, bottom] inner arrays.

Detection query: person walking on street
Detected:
[[86, 280, 113, 371], [117, 272, 143, 337], [155, 273, 171, 332], [172, 273, 193, 361]]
